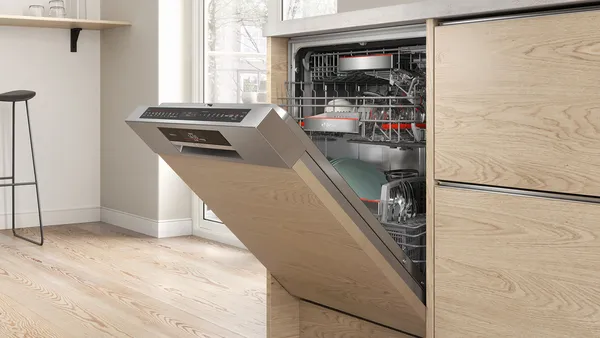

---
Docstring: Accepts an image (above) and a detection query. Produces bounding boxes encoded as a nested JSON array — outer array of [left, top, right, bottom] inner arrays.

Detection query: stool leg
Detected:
[[12, 101, 44, 246], [11, 102, 15, 235]]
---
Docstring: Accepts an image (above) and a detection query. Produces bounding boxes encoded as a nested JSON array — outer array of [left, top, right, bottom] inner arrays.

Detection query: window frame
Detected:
[[191, 0, 223, 228], [191, 0, 268, 229]]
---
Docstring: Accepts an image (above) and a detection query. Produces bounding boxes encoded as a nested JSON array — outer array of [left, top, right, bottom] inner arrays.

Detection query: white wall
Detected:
[[0, 0, 101, 228], [101, 0, 193, 238], [158, 0, 193, 224], [2, 0, 99, 17], [101, 0, 160, 222]]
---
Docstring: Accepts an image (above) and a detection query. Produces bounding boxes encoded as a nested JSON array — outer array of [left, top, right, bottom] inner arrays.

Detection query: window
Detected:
[[203, 204, 222, 223], [205, 0, 268, 104], [202, 0, 268, 224], [240, 25, 266, 54], [283, 0, 337, 20]]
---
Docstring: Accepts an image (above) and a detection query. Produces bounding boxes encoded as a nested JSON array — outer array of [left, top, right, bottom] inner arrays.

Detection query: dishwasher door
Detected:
[[126, 103, 426, 337]]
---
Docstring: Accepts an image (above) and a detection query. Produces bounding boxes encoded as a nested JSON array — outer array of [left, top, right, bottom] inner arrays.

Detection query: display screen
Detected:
[[158, 128, 231, 147], [140, 107, 249, 123]]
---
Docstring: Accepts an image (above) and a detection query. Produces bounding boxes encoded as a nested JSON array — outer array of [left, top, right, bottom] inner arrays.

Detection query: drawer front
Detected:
[[434, 186, 600, 337], [435, 10, 600, 196]]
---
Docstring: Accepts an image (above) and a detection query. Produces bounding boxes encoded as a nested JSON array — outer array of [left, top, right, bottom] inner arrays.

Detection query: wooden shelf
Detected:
[[0, 15, 130, 30], [0, 15, 131, 52]]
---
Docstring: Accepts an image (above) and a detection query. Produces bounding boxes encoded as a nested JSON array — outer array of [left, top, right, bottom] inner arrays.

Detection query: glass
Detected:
[[281, 0, 405, 21], [28, 5, 45, 17], [206, 0, 268, 53], [203, 204, 222, 223], [48, 0, 64, 7], [282, 0, 337, 20], [48, 6, 66, 17], [205, 0, 268, 103], [205, 55, 267, 104]]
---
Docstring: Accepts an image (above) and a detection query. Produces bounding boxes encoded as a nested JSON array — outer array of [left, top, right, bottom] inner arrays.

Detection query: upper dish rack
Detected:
[[281, 46, 427, 147], [309, 45, 425, 82]]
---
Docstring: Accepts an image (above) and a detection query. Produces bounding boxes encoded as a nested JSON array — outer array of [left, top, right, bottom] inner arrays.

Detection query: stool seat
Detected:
[[0, 90, 36, 102]]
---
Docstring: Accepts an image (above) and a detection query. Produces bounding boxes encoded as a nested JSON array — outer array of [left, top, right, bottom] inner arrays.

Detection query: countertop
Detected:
[[265, 0, 599, 37]]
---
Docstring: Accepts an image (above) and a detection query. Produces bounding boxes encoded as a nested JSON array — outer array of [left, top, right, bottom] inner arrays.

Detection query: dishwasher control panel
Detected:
[[140, 107, 250, 123]]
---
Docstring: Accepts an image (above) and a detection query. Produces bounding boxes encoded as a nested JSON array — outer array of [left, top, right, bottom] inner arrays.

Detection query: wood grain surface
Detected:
[[268, 275, 300, 338], [161, 154, 425, 336], [0, 224, 266, 338], [0, 15, 130, 30], [266, 276, 412, 338], [266, 36, 299, 338], [435, 187, 600, 337], [299, 301, 412, 338], [435, 10, 600, 196], [267, 37, 289, 104], [425, 18, 437, 338]]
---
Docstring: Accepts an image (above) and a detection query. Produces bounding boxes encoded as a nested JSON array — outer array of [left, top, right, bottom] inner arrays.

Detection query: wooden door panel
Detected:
[[435, 10, 600, 196], [162, 154, 426, 336], [435, 186, 600, 337]]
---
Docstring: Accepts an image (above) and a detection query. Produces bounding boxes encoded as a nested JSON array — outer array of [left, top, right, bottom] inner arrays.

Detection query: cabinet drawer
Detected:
[[435, 10, 600, 196], [435, 186, 600, 337]]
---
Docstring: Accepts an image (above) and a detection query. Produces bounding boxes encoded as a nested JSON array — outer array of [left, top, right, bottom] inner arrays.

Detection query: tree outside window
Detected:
[[283, 0, 337, 20], [206, 0, 268, 104]]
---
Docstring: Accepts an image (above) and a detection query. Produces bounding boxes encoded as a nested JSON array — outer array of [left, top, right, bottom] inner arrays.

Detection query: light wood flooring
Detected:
[[0, 223, 266, 338]]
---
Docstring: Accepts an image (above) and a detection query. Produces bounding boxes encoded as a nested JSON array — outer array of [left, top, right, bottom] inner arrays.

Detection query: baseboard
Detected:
[[157, 218, 194, 238], [0, 207, 101, 230], [101, 207, 159, 237], [193, 221, 246, 249], [101, 207, 192, 238]]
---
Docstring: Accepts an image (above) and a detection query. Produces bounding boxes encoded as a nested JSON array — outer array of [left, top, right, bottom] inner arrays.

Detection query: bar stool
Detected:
[[0, 90, 43, 246]]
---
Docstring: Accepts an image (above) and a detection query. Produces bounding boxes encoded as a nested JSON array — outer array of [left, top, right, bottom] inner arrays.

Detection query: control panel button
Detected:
[[140, 107, 250, 123]]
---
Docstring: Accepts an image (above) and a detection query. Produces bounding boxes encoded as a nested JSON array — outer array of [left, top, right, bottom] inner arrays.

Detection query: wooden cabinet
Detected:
[[434, 10, 600, 197], [430, 11, 600, 337], [434, 186, 600, 337]]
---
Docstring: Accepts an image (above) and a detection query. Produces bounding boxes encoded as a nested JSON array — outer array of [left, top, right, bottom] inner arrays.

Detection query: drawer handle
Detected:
[[438, 181, 600, 205]]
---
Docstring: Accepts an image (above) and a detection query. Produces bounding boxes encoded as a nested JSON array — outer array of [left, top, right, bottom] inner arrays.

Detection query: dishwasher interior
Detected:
[[282, 37, 428, 277]]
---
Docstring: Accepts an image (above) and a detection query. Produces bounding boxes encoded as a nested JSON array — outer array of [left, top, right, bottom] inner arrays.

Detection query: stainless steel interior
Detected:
[[280, 31, 428, 275], [285, 45, 426, 147]]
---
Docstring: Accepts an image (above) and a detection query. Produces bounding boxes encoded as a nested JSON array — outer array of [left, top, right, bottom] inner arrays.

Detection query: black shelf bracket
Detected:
[[71, 28, 83, 53]]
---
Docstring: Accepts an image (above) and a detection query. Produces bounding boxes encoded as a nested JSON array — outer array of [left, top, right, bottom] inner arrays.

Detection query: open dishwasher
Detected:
[[284, 30, 428, 272], [126, 26, 427, 337]]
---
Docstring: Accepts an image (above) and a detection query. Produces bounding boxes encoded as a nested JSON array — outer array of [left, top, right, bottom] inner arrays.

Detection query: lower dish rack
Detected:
[[383, 215, 426, 274]]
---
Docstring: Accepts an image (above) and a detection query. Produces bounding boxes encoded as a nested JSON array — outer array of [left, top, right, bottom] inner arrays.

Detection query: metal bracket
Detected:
[[71, 28, 83, 53]]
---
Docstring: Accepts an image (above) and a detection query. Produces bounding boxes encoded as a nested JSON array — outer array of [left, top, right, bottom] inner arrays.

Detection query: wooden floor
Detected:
[[0, 223, 266, 338]]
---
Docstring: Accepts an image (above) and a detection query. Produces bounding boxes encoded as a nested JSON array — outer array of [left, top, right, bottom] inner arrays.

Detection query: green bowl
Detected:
[[329, 158, 388, 201]]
